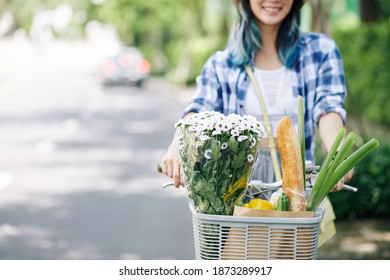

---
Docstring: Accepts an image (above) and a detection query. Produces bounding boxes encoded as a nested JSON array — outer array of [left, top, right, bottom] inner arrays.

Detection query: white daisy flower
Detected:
[[247, 154, 254, 162], [238, 135, 248, 142], [199, 135, 210, 142], [220, 121, 232, 132], [204, 149, 212, 159], [188, 126, 197, 132], [250, 137, 257, 148], [195, 141, 202, 148], [231, 130, 240, 137], [221, 142, 228, 149]]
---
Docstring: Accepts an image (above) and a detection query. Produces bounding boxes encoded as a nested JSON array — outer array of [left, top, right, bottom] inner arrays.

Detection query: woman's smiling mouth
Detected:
[[262, 6, 282, 13]]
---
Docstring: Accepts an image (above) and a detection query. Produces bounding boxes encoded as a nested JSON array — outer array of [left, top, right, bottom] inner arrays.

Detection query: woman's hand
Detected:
[[160, 112, 195, 188], [160, 140, 184, 188], [331, 168, 354, 192]]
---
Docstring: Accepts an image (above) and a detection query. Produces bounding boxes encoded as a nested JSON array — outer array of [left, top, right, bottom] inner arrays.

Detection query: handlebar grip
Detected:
[[342, 184, 358, 192]]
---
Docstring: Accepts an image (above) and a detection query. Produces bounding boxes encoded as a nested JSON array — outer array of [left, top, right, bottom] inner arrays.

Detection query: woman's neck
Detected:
[[255, 24, 283, 70]]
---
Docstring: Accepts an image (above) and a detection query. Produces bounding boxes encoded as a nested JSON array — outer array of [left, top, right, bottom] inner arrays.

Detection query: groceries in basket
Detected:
[[176, 111, 265, 215], [189, 112, 379, 259], [177, 98, 379, 216], [237, 102, 380, 214], [178, 96, 380, 260]]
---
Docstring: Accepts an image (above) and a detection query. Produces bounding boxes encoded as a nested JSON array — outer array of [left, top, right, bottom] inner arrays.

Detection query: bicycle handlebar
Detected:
[[158, 162, 358, 192]]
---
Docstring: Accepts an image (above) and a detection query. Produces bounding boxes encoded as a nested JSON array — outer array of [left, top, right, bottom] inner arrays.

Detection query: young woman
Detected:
[[160, 0, 353, 190]]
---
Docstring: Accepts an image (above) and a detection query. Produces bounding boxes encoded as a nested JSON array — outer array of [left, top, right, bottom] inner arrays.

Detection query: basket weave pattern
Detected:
[[191, 205, 322, 260]]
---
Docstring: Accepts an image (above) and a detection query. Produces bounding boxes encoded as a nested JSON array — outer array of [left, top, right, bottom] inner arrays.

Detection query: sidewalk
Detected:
[[317, 218, 390, 259]]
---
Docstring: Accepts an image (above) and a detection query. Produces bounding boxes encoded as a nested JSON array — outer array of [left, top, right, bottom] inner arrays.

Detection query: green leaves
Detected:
[[228, 136, 238, 153], [334, 21, 390, 127], [231, 149, 247, 170], [210, 139, 222, 161], [184, 143, 256, 215]]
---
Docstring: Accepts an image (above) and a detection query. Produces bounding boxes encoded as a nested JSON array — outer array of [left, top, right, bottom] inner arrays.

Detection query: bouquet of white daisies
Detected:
[[176, 111, 265, 215]]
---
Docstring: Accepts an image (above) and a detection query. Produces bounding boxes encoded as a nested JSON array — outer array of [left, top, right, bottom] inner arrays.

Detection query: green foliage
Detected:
[[377, 0, 390, 20], [89, 0, 231, 77], [328, 137, 390, 220], [333, 21, 390, 126], [184, 36, 227, 85], [1, 0, 89, 32], [330, 22, 390, 220], [2, 0, 233, 79]]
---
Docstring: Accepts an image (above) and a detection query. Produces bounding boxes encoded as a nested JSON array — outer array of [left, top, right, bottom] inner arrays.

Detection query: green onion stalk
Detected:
[[307, 130, 380, 211], [298, 96, 306, 190]]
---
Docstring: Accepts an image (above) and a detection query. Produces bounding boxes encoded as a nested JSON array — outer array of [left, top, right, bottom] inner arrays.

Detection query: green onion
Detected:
[[327, 138, 380, 191], [298, 96, 306, 190], [320, 132, 357, 193], [307, 131, 380, 211], [307, 128, 346, 210]]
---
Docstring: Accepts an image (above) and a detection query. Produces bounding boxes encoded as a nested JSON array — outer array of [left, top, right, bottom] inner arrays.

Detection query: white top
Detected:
[[244, 67, 298, 137]]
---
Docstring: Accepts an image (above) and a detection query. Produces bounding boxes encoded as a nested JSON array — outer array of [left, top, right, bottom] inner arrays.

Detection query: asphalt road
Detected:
[[0, 38, 194, 259]]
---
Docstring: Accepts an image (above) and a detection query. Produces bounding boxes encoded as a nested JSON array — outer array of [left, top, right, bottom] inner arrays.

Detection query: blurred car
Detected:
[[101, 47, 150, 87]]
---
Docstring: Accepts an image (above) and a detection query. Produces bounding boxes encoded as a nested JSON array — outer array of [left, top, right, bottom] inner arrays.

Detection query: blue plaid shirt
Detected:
[[183, 32, 347, 162]]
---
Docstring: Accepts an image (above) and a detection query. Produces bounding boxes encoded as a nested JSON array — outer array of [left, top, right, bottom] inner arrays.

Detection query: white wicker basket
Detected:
[[190, 203, 324, 260]]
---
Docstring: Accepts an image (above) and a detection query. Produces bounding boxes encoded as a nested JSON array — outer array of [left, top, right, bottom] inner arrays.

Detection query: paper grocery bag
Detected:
[[233, 206, 315, 218], [221, 207, 318, 260]]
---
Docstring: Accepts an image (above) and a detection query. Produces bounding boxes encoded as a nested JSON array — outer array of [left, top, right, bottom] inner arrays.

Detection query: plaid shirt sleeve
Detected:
[[310, 35, 347, 125], [298, 33, 347, 161]]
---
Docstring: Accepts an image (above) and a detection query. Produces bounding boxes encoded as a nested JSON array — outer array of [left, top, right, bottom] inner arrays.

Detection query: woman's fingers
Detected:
[[172, 160, 182, 188], [331, 168, 355, 192], [161, 157, 173, 177], [160, 155, 184, 188], [345, 168, 355, 182], [331, 177, 344, 192]]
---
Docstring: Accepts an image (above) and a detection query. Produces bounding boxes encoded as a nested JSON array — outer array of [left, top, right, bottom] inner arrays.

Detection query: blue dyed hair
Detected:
[[228, 0, 302, 68]]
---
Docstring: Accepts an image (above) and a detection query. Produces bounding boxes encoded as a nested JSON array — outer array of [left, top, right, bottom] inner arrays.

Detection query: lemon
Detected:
[[242, 203, 250, 208], [248, 199, 274, 210]]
